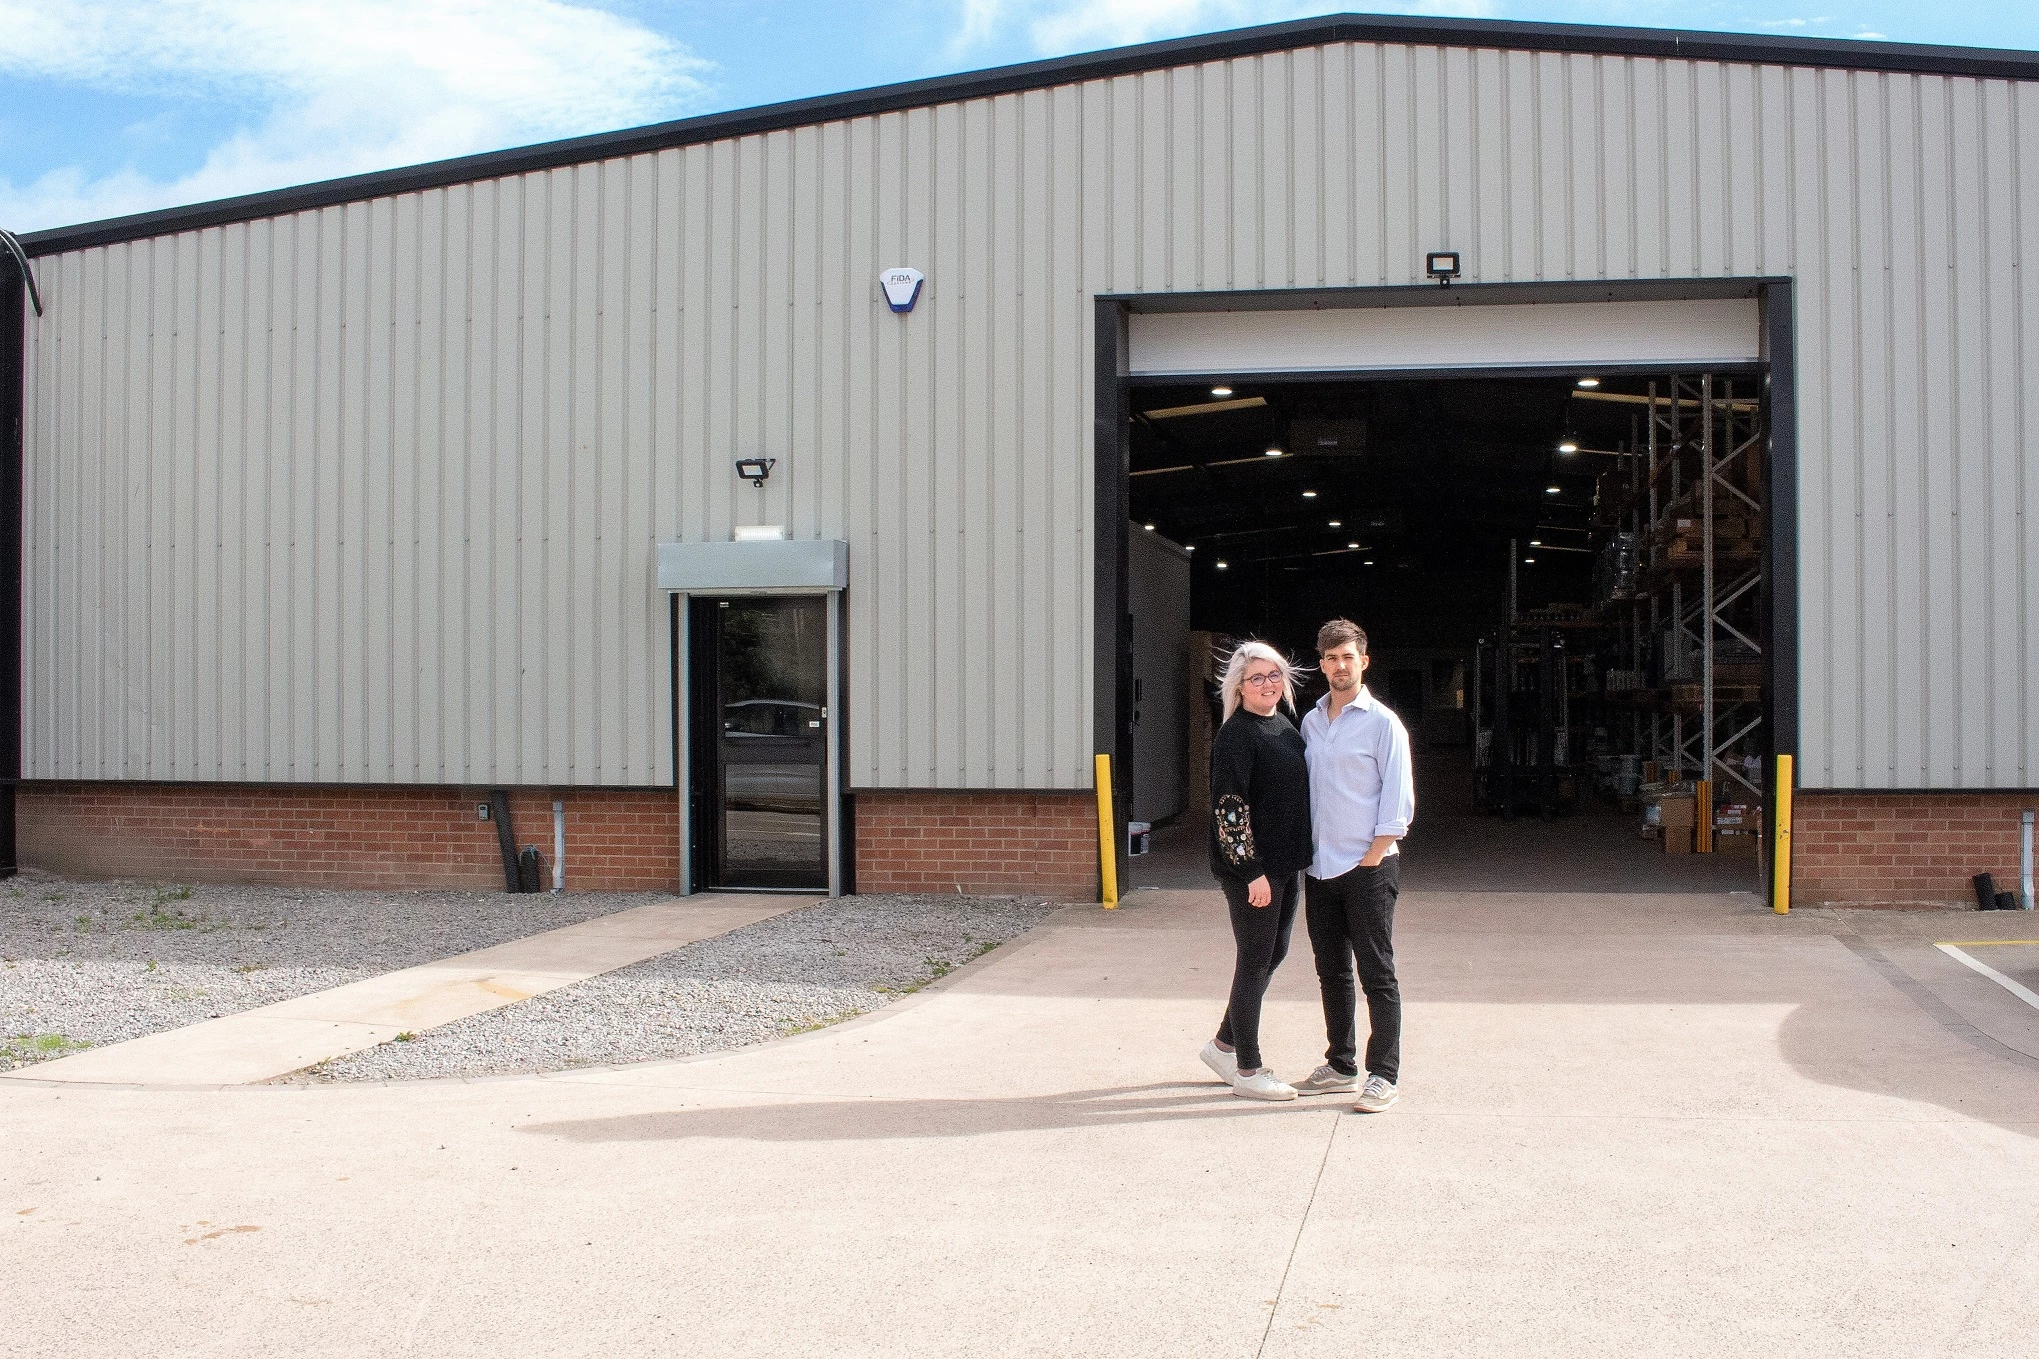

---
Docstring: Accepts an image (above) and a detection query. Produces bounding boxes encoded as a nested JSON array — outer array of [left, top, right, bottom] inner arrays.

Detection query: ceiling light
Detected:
[[1301, 489, 1318, 498], [1576, 377, 1600, 388], [1210, 386, 1233, 397], [1546, 486, 1562, 494], [1327, 520, 1342, 527], [1142, 523, 1156, 531], [1558, 440, 1579, 453], [1264, 447, 1284, 458]]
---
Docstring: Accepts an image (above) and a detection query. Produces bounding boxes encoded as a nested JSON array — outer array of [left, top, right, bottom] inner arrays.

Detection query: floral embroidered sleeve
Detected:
[[1214, 793, 1258, 870], [1209, 727, 1265, 881]]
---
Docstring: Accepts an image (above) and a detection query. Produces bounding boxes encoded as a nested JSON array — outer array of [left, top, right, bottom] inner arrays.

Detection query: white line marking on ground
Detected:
[[1937, 944, 2039, 1013]]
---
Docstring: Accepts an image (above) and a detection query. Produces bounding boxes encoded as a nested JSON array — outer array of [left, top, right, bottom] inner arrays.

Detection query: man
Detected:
[[1292, 618, 1415, 1114]]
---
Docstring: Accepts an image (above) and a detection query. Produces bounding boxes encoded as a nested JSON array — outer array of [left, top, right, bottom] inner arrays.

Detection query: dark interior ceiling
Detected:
[[1127, 372, 1666, 648]]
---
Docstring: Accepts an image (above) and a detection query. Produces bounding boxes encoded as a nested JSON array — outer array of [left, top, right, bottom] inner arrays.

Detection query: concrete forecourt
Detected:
[[4, 887, 2039, 1357]]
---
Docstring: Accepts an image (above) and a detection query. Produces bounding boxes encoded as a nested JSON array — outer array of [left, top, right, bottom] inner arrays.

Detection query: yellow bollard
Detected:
[[1773, 754, 1793, 914], [1095, 753, 1119, 909]]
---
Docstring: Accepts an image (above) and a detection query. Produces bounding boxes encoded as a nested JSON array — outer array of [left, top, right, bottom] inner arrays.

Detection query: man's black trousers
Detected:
[[1304, 857, 1401, 1082]]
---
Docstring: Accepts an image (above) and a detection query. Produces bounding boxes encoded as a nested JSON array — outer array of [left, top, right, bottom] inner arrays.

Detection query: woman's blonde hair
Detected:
[[1219, 639, 1303, 721]]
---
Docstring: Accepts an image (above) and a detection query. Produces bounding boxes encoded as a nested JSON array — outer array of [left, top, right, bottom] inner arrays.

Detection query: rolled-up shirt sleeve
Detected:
[[1374, 710, 1415, 839]]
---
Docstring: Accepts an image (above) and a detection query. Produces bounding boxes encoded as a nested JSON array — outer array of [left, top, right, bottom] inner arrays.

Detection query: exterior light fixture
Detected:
[[1142, 523, 1156, 531], [1184, 545, 1195, 553], [1347, 542, 1360, 550], [1576, 377, 1600, 388], [1530, 539, 1542, 546], [1525, 557, 1537, 564], [1425, 250, 1461, 284], [1215, 559, 1229, 570], [1557, 439, 1579, 454], [1301, 489, 1318, 498], [1546, 486, 1562, 494], [1210, 386, 1233, 397], [735, 457, 776, 486], [1328, 520, 1342, 528], [1363, 559, 1374, 566], [1263, 447, 1284, 458]]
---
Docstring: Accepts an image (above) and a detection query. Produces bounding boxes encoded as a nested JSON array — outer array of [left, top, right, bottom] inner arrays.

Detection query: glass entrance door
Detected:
[[692, 596, 829, 890]]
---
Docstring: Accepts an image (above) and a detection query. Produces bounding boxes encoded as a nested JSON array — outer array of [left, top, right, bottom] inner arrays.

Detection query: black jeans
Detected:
[[1215, 872, 1301, 1071], [1305, 857, 1401, 1083]]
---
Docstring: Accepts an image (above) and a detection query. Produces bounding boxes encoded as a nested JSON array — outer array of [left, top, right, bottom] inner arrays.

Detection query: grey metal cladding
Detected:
[[20, 37, 2039, 791]]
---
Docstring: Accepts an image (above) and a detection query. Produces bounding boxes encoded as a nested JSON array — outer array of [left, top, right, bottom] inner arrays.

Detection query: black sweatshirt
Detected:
[[1208, 709, 1313, 883]]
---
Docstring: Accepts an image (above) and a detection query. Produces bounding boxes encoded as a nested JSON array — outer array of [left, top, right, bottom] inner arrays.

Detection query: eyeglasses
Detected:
[[1241, 671, 1284, 689]]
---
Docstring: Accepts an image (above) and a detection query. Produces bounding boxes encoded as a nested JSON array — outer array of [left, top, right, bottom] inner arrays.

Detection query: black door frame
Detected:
[[674, 588, 845, 896], [1093, 277, 1799, 904]]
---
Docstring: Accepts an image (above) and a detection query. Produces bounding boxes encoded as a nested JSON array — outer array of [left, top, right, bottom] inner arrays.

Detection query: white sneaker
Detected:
[[1293, 1064, 1360, 1096], [1200, 1040, 1239, 1085], [1353, 1074, 1400, 1113], [1232, 1069, 1298, 1101]]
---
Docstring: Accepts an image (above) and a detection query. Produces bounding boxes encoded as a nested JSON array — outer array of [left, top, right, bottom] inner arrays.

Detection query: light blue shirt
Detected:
[[1301, 685, 1415, 880]]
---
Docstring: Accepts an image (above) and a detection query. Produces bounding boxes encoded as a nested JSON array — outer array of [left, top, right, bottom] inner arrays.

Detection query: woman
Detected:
[[1200, 640, 1313, 1101]]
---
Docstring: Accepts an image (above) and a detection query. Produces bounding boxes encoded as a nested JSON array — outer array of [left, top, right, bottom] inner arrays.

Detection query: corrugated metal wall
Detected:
[[23, 43, 2039, 790]]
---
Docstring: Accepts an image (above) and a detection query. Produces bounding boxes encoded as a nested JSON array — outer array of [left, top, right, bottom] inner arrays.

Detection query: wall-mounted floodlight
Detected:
[[736, 457, 776, 487], [1425, 250, 1461, 284]]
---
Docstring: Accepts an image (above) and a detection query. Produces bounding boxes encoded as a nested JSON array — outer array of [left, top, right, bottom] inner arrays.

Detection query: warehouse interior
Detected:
[[1121, 369, 1773, 893]]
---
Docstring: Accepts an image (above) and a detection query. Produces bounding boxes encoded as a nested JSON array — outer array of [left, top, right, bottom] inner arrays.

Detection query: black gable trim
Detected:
[[20, 12, 2039, 256]]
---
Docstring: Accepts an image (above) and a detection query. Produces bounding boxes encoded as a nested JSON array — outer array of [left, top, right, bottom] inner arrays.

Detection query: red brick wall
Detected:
[[1793, 792, 2036, 908], [17, 783, 681, 892], [852, 791, 1099, 900]]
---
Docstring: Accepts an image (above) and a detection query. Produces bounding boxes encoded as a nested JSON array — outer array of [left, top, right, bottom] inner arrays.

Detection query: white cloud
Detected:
[[0, 0, 711, 232], [956, 0, 1499, 58]]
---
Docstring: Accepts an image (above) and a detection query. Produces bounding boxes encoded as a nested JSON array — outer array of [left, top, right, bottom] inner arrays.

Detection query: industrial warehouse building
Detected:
[[4, 14, 2037, 907]]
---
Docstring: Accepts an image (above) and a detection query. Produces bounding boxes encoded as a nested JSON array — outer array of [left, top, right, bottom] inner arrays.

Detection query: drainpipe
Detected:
[[2022, 810, 2034, 911], [552, 800, 566, 894]]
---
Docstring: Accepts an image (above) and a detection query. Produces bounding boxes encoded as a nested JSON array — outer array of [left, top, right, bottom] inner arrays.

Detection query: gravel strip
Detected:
[[297, 894, 1056, 1082], [0, 871, 659, 1071]]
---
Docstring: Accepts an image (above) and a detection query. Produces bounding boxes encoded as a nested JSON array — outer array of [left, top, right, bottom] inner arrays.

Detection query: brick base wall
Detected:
[[17, 783, 681, 892], [851, 791, 1099, 900], [1793, 792, 2036, 908]]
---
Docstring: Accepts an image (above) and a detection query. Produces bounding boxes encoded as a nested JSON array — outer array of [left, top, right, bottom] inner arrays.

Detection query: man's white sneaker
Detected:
[[1353, 1074, 1400, 1113], [1231, 1069, 1298, 1101], [1293, 1064, 1360, 1096], [1200, 1040, 1240, 1085]]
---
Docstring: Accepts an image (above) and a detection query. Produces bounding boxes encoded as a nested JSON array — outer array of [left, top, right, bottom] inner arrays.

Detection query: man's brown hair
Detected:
[[1316, 618, 1368, 655]]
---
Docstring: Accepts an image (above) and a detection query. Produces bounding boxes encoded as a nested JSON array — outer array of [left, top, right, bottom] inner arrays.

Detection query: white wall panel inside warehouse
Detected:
[[22, 41, 2039, 790]]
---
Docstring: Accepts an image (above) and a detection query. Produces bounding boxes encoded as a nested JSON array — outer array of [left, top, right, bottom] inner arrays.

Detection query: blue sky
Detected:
[[4, 1, 2035, 233]]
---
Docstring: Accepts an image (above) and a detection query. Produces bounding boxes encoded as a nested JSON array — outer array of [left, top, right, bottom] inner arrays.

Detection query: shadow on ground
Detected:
[[521, 1080, 1329, 1143]]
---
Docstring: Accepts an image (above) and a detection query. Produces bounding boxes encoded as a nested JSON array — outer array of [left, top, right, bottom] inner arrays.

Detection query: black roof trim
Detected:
[[21, 12, 2039, 256]]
